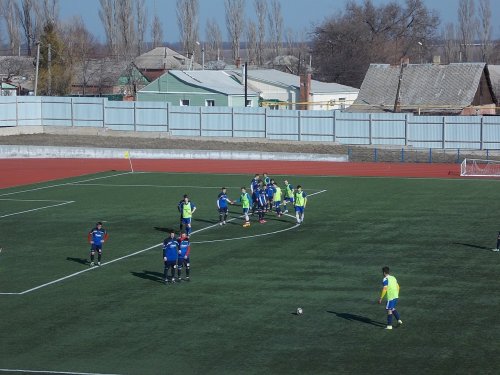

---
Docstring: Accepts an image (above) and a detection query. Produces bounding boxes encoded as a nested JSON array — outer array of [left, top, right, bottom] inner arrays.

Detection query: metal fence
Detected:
[[1, 96, 500, 149]]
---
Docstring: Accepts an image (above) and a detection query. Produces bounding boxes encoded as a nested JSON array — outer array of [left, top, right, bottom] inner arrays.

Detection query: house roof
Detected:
[[169, 70, 258, 96], [488, 64, 500, 101], [134, 47, 201, 71], [349, 63, 489, 113], [229, 69, 359, 94]]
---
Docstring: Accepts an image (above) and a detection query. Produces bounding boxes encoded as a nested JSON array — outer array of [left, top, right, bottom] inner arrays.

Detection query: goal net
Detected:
[[460, 158, 500, 177]]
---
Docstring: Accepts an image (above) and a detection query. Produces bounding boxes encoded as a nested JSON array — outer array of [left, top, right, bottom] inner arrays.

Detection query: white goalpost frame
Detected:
[[460, 158, 500, 177]]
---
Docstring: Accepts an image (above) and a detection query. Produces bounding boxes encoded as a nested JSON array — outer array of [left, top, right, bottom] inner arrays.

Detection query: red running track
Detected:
[[0, 158, 462, 189]]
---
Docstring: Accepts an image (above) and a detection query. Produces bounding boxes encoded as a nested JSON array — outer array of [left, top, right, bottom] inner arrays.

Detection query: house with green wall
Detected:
[[137, 70, 259, 107]]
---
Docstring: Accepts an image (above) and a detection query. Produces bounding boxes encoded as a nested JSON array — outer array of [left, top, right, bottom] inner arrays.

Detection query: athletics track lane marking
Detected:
[[0, 189, 327, 296]]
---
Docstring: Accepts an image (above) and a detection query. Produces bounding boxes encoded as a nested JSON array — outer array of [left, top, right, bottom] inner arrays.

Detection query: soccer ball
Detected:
[[296, 307, 303, 315]]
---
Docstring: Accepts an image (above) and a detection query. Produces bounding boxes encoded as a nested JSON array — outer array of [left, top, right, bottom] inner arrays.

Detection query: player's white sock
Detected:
[[296, 212, 300, 223], [301, 213, 305, 222]]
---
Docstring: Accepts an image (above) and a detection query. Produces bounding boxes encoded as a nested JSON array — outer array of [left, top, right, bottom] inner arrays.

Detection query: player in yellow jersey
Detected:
[[378, 266, 403, 330]]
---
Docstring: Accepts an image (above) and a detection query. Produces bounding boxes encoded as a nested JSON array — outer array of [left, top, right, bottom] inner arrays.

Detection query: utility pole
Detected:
[[244, 62, 248, 106], [34, 42, 40, 96], [48, 44, 52, 96]]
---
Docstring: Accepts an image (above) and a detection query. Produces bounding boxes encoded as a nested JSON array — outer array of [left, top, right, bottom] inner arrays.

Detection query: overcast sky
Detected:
[[59, 0, 500, 43]]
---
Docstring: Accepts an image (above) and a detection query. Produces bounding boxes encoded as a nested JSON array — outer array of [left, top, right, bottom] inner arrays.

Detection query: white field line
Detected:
[[0, 201, 75, 219], [0, 172, 133, 197], [0, 369, 123, 375], [0, 189, 327, 295], [0, 198, 71, 202]]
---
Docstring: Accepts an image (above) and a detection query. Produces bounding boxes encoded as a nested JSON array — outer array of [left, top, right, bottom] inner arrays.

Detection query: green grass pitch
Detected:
[[0, 171, 499, 375]]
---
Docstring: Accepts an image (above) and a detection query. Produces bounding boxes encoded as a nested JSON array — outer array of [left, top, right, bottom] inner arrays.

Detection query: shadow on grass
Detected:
[[196, 218, 219, 225], [452, 242, 492, 251], [327, 311, 386, 327], [154, 226, 175, 233], [66, 257, 88, 265], [131, 270, 164, 283]]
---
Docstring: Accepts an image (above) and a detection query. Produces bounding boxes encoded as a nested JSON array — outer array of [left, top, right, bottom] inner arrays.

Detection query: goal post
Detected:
[[460, 158, 500, 177]]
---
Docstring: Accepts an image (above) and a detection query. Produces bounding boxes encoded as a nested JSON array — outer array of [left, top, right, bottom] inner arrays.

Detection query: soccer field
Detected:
[[0, 171, 499, 375]]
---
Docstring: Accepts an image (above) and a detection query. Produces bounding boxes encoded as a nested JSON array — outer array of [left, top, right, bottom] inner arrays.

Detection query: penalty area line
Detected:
[[0, 201, 75, 219]]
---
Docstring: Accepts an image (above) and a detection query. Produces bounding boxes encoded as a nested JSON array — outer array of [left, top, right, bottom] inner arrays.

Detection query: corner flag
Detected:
[[124, 150, 134, 172]]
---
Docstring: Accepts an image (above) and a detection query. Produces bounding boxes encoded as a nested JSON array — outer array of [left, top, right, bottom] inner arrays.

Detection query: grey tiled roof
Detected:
[[350, 63, 487, 113], [488, 65, 500, 101], [134, 47, 201, 70], [169, 70, 258, 96], [228, 69, 358, 94]]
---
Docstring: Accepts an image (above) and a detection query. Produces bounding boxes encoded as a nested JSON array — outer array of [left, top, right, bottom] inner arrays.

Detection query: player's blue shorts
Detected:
[[218, 207, 228, 213], [181, 217, 192, 225], [164, 260, 177, 268], [177, 257, 190, 268], [90, 244, 102, 252], [285, 197, 294, 203], [386, 298, 398, 310], [274, 201, 281, 209], [295, 206, 304, 214], [242, 208, 249, 215]]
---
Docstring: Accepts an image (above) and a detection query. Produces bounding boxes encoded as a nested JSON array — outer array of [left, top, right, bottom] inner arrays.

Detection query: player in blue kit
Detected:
[[217, 187, 234, 225], [493, 231, 500, 252], [257, 185, 268, 224], [88, 222, 108, 267], [178, 195, 196, 235], [265, 180, 275, 211], [177, 232, 191, 281], [250, 174, 260, 194], [163, 231, 179, 284]]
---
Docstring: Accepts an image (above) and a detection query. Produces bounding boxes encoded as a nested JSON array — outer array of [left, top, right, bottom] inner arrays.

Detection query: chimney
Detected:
[[299, 73, 311, 110], [400, 57, 410, 67], [432, 55, 441, 65]]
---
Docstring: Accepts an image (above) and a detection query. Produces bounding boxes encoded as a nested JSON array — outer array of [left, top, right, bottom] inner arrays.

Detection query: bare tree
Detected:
[[254, 0, 266, 66], [115, 0, 136, 57], [151, 14, 163, 48], [205, 18, 222, 61], [1, 0, 21, 55], [176, 0, 199, 59], [15, 0, 38, 56], [39, 0, 58, 25], [225, 0, 245, 62], [99, 0, 117, 56], [135, 0, 147, 55], [477, 0, 492, 62], [246, 20, 257, 64], [458, 0, 478, 62], [267, 0, 283, 57], [311, 0, 439, 88], [62, 16, 97, 95], [442, 22, 460, 64], [284, 27, 296, 55]]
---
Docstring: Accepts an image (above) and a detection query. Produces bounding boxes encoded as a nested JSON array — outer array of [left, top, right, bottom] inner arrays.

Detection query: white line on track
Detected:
[[0, 201, 75, 219], [0, 186, 327, 295], [0, 172, 133, 197], [0, 369, 123, 375]]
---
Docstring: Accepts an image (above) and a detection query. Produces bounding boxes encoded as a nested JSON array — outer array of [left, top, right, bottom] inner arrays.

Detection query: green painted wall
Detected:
[[138, 72, 258, 107]]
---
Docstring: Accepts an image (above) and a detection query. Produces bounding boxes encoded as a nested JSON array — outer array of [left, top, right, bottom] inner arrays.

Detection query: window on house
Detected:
[[206, 99, 215, 106], [339, 98, 346, 110], [180, 99, 190, 106], [245, 99, 253, 107]]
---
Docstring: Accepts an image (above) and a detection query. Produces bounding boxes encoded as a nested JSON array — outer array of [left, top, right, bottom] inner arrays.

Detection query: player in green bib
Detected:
[[237, 187, 252, 227], [272, 181, 283, 217], [378, 266, 403, 330]]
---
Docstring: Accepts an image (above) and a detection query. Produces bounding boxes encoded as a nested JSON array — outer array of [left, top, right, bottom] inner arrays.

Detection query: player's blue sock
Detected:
[[186, 227, 191, 235], [387, 314, 393, 326], [393, 310, 400, 320]]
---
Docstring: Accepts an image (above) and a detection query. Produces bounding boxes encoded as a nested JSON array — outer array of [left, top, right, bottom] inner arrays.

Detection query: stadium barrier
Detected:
[[1, 96, 500, 150]]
